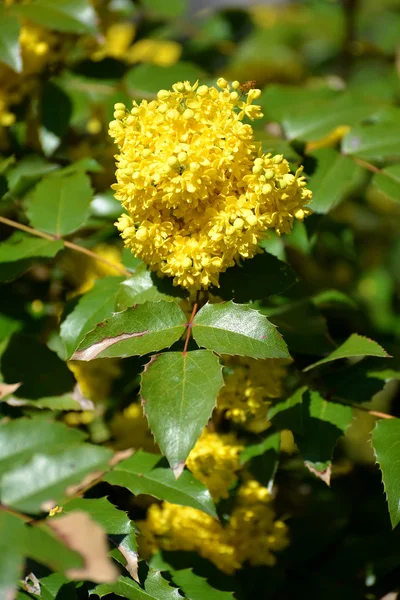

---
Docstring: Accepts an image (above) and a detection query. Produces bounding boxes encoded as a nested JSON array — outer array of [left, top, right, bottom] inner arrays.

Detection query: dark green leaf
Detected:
[[28, 573, 77, 600], [239, 431, 280, 487], [372, 419, 400, 528], [342, 124, 400, 162], [0, 512, 24, 600], [104, 450, 216, 516], [144, 570, 183, 600], [308, 149, 364, 214], [90, 576, 157, 600], [6, 394, 85, 411], [372, 164, 400, 202], [5, 155, 59, 198], [267, 386, 305, 435], [141, 0, 187, 18], [125, 63, 205, 97], [171, 569, 236, 600], [60, 276, 124, 359], [0, 9, 21, 72], [1, 444, 112, 513], [213, 252, 297, 302], [303, 333, 389, 372], [116, 268, 187, 311], [73, 301, 186, 361], [12, 0, 98, 34], [0, 233, 63, 263], [192, 302, 290, 360], [141, 350, 223, 475], [27, 171, 93, 236]]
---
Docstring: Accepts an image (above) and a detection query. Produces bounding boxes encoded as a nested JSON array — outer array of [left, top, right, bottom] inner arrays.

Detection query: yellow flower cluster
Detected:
[[109, 78, 312, 290], [110, 402, 158, 453], [186, 429, 243, 501], [139, 479, 289, 574], [218, 356, 287, 432]]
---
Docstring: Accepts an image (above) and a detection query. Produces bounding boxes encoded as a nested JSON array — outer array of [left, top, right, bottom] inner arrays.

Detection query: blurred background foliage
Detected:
[[0, 0, 400, 599]]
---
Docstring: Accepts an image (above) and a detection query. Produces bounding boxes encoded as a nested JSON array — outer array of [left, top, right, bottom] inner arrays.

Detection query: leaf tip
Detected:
[[172, 460, 185, 479]]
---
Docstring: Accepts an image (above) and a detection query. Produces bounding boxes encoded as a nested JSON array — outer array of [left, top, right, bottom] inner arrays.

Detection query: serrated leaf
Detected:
[[145, 570, 183, 600], [0, 418, 85, 476], [27, 171, 93, 236], [60, 276, 124, 359], [303, 333, 389, 372], [342, 124, 400, 162], [72, 301, 186, 361], [11, 0, 98, 34], [372, 419, 400, 528], [0, 9, 21, 72], [1, 444, 113, 513], [307, 149, 364, 214], [213, 252, 297, 302], [27, 573, 77, 600], [171, 569, 236, 600], [192, 302, 290, 359], [267, 386, 305, 435], [141, 350, 223, 475], [372, 164, 400, 202], [116, 268, 187, 311], [239, 431, 280, 487], [0, 232, 63, 263], [104, 450, 216, 516], [90, 576, 156, 600]]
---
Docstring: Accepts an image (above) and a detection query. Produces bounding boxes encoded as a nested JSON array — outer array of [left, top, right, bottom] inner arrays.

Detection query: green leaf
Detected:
[[267, 387, 304, 435], [213, 252, 297, 302], [90, 576, 158, 600], [0, 232, 63, 263], [372, 419, 400, 528], [12, 0, 98, 34], [239, 431, 280, 487], [0, 512, 25, 600], [192, 302, 290, 360], [60, 276, 124, 359], [145, 570, 183, 600], [372, 164, 400, 202], [170, 569, 236, 600], [116, 268, 187, 311], [141, 0, 187, 18], [27, 171, 93, 236], [295, 389, 353, 482], [7, 394, 85, 411], [307, 149, 364, 214], [72, 301, 186, 361], [28, 573, 77, 600], [125, 63, 205, 97], [104, 450, 216, 516], [1, 444, 113, 513], [303, 333, 389, 372], [5, 155, 59, 198], [0, 418, 85, 476], [0, 9, 21, 72], [342, 124, 400, 162], [141, 350, 224, 475]]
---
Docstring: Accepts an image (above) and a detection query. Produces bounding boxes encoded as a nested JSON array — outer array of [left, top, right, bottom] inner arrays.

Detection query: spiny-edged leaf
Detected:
[[0, 9, 21, 72], [25, 520, 84, 575], [213, 252, 297, 302], [1, 444, 113, 513], [267, 386, 305, 435], [60, 276, 124, 359], [307, 148, 364, 214], [104, 450, 216, 517], [342, 124, 400, 162], [171, 568, 236, 600], [372, 419, 400, 528], [91, 576, 150, 600], [27, 573, 77, 600], [11, 0, 98, 34], [115, 268, 187, 311], [27, 171, 93, 236], [141, 350, 223, 475], [0, 232, 63, 263], [65, 497, 137, 579], [6, 393, 84, 411], [145, 570, 183, 600], [0, 418, 85, 475], [192, 302, 290, 360], [73, 301, 186, 361], [372, 164, 400, 202], [303, 333, 389, 372], [239, 431, 280, 487], [295, 389, 353, 483], [0, 511, 25, 600], [125, 63, 205, 97]]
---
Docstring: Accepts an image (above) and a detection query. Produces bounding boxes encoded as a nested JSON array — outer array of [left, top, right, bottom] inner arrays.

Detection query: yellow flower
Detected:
[[218, 356, 287, 432], [110, 79, 312, 290], [68, 358, 121, 403], [186, 429, 243, 501], [138, 479, 289, 574], [62, 243, 123, 296], [110, 402, 158, 452]]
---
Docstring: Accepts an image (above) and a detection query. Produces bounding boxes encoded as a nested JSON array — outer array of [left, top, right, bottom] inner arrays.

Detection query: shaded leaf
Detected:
[[307, 149, 364, 214], [0, 9, 21, 72], [60, 276, 124, 359], [125, 63, 205, 97], [27, 573, 77, 600], [141, 0, 187, 18], [73, 301, 186, 361], [116, 268, 187, 311], [141, 350, 223, 475], [5, 155, 59, 198], [267, 386, 305, 435], [6, 393, 85, 411], [0, 233, 63, 263], [1, 444, 112, 513], [27, 171, 93, 236], [12, 0, 98, 34], [0, 512, 24, 600], [213, 252, 297, 302], [342, 124, 400, 162], [171, 568, 235, 600], [303, 333, 389, 372], [372, 164, 400, 202], [372, 419, 400, 528], [104, 450, 216, 516], [239, 431, 280, 487], [192, 302, 290, 360]]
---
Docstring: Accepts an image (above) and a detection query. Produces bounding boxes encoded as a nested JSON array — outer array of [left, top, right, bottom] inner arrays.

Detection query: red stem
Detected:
[[182, 296, 199, 355]]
